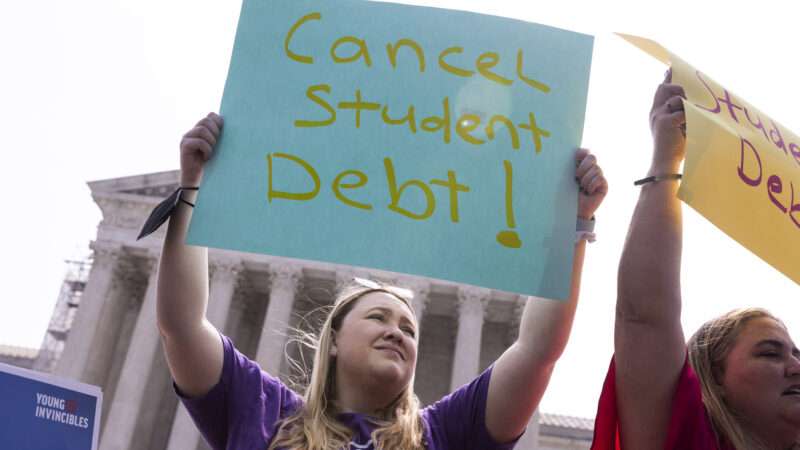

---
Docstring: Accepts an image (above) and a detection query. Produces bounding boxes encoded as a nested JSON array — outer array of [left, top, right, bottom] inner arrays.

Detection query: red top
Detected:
[[590, 356, 734, 450]]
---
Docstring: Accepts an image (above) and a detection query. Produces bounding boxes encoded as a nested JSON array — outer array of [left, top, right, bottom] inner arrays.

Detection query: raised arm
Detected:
[[486, 149, 607, 442], [614, 74, 688, 449], [157, 112, 226, 397]]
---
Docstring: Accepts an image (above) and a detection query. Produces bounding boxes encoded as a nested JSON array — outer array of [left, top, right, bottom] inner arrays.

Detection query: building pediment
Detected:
[[87, 170, 180, 240]]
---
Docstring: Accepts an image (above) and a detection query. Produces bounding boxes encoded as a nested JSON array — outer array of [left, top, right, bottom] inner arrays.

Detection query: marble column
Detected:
[[402, 277, 430, 331], [206, 258, 241, 330], [99, 254, 161, 450], [450, 286, 490, 392], [506, 296, 527, 345], [54, 242, 121, 381], [255, 265, 301, 375], [165, 258, 241, 450]]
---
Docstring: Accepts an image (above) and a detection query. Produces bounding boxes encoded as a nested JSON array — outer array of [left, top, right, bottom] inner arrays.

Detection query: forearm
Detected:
[[156, 189, 210, 338], [616, 163, 682, 325], [485, 240, 587, 441], [516, 240, 586, 364]]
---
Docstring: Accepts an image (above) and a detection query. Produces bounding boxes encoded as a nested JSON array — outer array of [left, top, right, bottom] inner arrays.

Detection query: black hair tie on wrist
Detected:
[[136, 187, 199, 240], [633, 174, 682, 186]]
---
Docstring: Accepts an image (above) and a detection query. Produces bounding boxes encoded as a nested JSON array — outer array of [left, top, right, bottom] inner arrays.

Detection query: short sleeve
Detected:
[[175, 334, 303, 450], [590, 354, 728, 450], [422, 366, 520, 450]]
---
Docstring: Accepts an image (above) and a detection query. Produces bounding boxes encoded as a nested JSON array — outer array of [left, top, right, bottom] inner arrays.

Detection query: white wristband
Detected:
[[576, 216, 596, 243]]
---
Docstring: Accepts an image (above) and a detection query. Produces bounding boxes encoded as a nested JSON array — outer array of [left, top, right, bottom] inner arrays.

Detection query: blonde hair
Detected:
[[268, 280, 426, 450], [687, 307, 793, 450]]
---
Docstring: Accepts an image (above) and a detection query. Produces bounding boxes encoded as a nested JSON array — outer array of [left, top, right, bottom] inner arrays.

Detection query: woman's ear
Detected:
[[712, 364, 725, 390], [329, 330, 338, 357]]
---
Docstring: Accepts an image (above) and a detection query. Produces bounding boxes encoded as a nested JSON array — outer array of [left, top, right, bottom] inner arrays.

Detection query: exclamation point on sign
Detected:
[[496, 160, 522, 248]]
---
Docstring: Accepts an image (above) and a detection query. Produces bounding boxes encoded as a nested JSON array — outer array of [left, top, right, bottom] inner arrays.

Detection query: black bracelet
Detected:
[[633, 174, 682, 186], [178, 186, 199, 208]]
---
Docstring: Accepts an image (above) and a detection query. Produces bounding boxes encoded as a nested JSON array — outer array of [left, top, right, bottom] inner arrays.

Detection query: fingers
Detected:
[[651, 99, 687, 127], [670, 109, 687, 127], [665, 96, 684, 113], [198, 112, 223, 135], [652, 83, 686, 114], [574, 147, 590, 163], [587, 169, 608, 195], [180, 112, 223, 160], [651, 93, 687, 127], [181, 137, 214, 161], [574, 149, 606, 195], [187, 124, 218, 147], [575, 149, 596, 180]]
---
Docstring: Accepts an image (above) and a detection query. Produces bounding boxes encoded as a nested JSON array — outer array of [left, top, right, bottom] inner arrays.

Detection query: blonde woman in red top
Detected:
[[591, 72, 800, 450]]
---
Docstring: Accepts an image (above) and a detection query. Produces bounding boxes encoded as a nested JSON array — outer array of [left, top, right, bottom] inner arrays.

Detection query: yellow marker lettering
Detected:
[[516, 50, 550, 93], [284, 12, 321, 64], [267, 153, 320, 201], [486, 115, 520, 150], [294, 84, 336, 128], [430, 171, 470, 223], [386, 39, 426, 73], [421, 97, 452, 144], [496, 160, 522, 248], [438, 47, 474, 78], [384, 157, 435, 220], [332, 170, 373, 210], [518, 112, 551, 154], [455, 113, 484, 145], [476, 52, 512, 86], [382, 105, 417, 134], [331, 36, 373, 67], [338, 90, 380, 128]]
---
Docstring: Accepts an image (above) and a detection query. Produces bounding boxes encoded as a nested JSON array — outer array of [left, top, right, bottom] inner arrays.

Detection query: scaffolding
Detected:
[[33, 258, 91, 373]]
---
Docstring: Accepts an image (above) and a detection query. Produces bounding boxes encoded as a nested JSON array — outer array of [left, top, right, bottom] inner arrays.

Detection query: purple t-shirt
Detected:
[[177, 335, 520, 450]]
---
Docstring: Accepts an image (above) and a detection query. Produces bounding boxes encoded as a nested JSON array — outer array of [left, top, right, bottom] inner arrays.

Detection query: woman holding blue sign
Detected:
[[590, 73, 800, 450], [155, 112, 607, 450]]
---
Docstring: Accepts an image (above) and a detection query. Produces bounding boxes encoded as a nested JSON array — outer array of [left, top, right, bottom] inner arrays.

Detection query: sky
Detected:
[[1, 0, 798, 419]]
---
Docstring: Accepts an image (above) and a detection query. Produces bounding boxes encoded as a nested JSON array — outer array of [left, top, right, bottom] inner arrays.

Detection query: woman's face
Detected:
[[332, 292, 418, 393], [720, 317, 800, 443]]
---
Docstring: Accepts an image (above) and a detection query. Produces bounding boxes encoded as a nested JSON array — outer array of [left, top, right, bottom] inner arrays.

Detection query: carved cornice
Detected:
[[210, 258, 242, 282], [506, 296, 526, 344], [400, 277, 430, 300], [399, 277, 431, 318], [270, 264, 301, 293], [456, 286, 491, 318], [94, 195, 156, 231], [334, 268, 370, 294], [88, 241, 123, 269]]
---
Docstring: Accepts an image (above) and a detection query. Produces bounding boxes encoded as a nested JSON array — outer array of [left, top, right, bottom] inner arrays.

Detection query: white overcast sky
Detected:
[[1, 0, 798, 418]]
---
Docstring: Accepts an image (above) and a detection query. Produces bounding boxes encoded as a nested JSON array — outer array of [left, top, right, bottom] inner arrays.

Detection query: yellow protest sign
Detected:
[[620, 34, 800, 286]]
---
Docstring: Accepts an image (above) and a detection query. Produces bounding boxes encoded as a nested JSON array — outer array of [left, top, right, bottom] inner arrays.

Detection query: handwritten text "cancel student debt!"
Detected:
[[266, 12, 558, 249]]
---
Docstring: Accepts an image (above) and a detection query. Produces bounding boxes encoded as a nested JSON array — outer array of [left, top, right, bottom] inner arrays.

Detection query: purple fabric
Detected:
[[177, 334, 521, 450]]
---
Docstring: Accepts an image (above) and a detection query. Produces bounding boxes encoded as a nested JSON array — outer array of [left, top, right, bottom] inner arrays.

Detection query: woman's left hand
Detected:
[[575, 148, 608, 220]]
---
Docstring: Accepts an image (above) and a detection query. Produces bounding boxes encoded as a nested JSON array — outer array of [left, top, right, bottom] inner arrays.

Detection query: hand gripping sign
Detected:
[[187, 0, 594, 299], [621, 34, 800, 286]]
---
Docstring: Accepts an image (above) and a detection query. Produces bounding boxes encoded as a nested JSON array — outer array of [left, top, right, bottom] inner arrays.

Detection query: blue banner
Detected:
[[0, 363, 101, 450]]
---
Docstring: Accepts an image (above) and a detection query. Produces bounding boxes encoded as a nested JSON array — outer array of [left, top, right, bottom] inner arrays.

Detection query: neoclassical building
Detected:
[[23, 170, 592, 450]]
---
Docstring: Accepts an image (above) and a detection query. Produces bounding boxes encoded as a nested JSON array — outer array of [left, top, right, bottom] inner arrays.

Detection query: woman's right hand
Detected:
[[649, 70, 687, 173], [180, 112, 223, 186]]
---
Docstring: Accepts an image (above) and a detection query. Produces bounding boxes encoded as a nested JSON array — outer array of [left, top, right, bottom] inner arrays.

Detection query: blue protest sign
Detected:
[[0, 363, 101, 450], [187, 0, 593, 299]]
